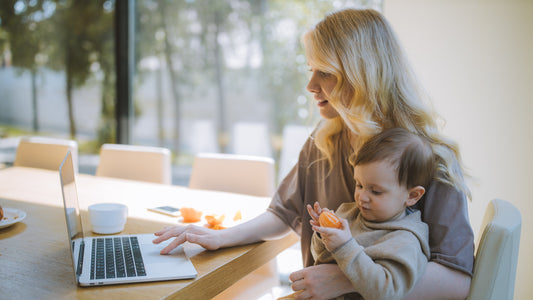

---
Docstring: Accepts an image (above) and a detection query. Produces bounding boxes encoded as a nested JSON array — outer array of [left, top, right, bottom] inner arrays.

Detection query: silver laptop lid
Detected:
[[59, 150, 85, 282]]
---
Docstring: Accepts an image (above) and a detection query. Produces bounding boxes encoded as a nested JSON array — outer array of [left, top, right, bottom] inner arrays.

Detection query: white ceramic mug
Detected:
[[88, 203, 128, 234]]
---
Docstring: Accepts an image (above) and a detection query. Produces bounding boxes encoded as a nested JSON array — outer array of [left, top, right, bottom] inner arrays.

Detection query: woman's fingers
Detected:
[[290, 264, 352, 299], [288, 269, 315, 300], [289, 269, 305, 282], [159, 235, 187, 254], [290, 275, 309, 300], [153, 228, 179, 243], [153, 224, 218, 254], [153, 227, 169, 237]]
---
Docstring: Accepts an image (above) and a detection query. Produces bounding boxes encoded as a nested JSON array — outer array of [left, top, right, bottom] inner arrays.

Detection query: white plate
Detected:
[[0, 208, 27, 229]]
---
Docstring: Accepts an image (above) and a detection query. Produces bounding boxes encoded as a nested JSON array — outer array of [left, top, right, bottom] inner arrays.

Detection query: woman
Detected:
[[154, 8, 474, 299]]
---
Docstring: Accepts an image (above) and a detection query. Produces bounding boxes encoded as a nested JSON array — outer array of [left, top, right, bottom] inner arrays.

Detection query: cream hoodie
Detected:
[[311, 203, 430, 300]]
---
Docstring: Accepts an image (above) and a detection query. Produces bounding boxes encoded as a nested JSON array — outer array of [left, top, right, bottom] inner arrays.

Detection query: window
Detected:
[[0, 0, 115, 172], [0, 0, 381, 184]]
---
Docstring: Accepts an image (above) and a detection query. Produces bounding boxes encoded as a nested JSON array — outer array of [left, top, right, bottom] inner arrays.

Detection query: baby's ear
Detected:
[[406, 186, 425, 206]]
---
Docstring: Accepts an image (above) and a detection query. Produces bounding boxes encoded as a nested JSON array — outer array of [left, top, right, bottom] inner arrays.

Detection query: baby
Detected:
[[307, 128, 435, 299]]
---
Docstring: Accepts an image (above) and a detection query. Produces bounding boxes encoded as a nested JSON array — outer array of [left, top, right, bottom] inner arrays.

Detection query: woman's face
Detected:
[[306, 68, 340, 119]]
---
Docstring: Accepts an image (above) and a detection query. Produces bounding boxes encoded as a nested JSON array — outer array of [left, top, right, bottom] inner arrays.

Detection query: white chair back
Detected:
[[278, 125, 312, 182], [231, 122, 272, 158], [467, 199, 521, 300], [189, 120, 219, 153], [14, 136, 78, 172], [189, 152, 279, 299], [96, 144, 172, 185], [189, 152, 275, 197]]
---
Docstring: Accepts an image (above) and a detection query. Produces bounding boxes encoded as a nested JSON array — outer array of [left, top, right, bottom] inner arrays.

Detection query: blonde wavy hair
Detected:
[[303, 8, 470, 198]]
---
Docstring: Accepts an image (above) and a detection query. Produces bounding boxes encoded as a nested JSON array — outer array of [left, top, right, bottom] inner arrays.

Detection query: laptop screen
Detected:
[[59, 150, 84, 240], [59, 150, 86, 281]]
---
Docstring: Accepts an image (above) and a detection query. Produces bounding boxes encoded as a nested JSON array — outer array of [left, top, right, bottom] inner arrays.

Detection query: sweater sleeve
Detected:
[[332, 232, 428, 300], [419, 179, 474, 275], [267, 135, 315, 235], [311, 231, 337, 264]]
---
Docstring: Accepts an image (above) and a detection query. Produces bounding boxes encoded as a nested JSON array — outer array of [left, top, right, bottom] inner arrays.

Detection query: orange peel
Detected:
[[319, 211, 342, 229], [180, 207, 202, 223], [233, 210, 242, 221]]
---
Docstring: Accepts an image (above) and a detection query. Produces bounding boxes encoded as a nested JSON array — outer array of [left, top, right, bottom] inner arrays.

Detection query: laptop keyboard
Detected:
[[90, 236, 146, 280]]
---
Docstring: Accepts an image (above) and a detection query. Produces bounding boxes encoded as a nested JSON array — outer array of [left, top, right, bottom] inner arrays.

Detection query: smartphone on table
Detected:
[[148, 206, 181, 217]]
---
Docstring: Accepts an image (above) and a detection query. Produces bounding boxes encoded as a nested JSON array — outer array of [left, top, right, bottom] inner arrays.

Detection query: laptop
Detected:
[[59, 150, 197, 286]]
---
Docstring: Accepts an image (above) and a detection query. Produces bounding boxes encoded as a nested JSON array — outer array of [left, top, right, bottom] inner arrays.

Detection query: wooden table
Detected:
[[0, 167, 298, 299]]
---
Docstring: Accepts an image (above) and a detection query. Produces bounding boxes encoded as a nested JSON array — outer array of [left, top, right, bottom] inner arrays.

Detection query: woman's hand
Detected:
[[152, 224, 223, 254], [152, 211, 290, 255], [289, 264, 355, 299]]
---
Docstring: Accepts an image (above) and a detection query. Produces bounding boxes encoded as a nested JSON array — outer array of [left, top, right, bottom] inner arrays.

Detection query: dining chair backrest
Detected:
[[95, 143, 172, 185], [467, 198, 521, 300], [189, 152, 275, 197], [189, 120, 219, 153], [14, 137, 79, 172], [189, 152, 279, 299], [278, 125, 312, 183], [231, 122, 272, 158]]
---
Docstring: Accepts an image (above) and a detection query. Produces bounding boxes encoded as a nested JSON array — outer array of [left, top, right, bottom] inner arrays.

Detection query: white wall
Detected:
[[384, 1, 533, 299]]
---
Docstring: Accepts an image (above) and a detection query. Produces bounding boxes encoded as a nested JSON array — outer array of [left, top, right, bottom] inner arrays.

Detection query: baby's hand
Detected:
[[307, 202, 323, 227], [312, 217, 351, 252]]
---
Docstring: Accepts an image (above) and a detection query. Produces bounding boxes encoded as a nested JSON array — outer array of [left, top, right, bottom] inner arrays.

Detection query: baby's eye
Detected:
[[372, 190, 383, 195], [355, 184, 363, 189]]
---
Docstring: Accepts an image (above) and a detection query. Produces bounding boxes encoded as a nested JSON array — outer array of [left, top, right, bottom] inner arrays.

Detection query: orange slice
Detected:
[[180, 207, 202, 223], [233, 210, 242, 221], [205, 214, 225, 226], [319, 211, 342, 228]]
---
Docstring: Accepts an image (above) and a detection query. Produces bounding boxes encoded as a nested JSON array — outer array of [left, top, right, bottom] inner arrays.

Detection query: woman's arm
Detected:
[[289, 264, 355, 300], [402, 262, 471, 300], [289, 262, 470, 300], [153, 211, 290, 254]]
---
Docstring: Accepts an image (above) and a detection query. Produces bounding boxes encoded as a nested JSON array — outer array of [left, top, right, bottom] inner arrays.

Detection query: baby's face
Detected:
[[353, 160, 410, 222]]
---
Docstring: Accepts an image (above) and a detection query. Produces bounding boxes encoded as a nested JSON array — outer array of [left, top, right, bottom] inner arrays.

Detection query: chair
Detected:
[[95, 144, 172, 184], [189, 152, 280, 300], [231, 122, 273, 158], [278, 125, 312, 183], [189, 152, 275, 197], [13, 136, 79, 172], [189, 119, 219, 153], [467, 199, 521, 300]]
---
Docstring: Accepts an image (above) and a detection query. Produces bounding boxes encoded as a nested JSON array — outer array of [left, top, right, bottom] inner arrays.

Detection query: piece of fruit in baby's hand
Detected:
[[319, 210, 342, 228]]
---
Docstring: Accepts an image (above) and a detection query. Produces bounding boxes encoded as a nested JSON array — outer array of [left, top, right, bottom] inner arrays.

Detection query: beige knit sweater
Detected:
[[311, 203, 430, 300]]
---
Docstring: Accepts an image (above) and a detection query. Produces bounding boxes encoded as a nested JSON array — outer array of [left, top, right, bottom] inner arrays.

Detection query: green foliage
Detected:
[[1, 0, 379, 155], [0, 125, 32, 138], [0, 0, 116, 144]]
